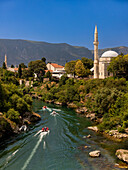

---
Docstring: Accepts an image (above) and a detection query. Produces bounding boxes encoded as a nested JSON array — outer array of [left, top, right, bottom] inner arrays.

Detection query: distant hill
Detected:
[[0, 39, 93, 66], [0, 39, 128, 66]]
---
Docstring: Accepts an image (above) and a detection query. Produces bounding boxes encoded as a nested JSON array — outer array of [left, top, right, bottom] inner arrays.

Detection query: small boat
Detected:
[[43, 106, 47, 109], [42, 106, 47, 110], [34, 127, 50, 137], [42, 127, 49, 132]]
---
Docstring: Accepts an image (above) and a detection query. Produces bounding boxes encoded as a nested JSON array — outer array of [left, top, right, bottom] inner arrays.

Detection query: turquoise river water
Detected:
[[0, 99, 128, 170]]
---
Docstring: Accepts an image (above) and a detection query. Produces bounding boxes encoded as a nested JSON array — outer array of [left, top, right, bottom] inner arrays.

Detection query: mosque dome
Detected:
[[101, 50, 118, 58]]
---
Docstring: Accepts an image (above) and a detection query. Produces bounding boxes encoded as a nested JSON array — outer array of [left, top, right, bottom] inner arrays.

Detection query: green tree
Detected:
[[2, 62, 6, 69], [23, 94, 33, 105], [0, 83, 4, 111], [65, 61, 76, 77], [75, 60, 86, 77], [28, 60, 46, 73], [18, 64, 22, 78], [45, 71, 52, 81], [10, 94, 20, 109], [20, 63, 27, 68], [28, 60, 46, 81], [88, 87, 123, 116], [81, 57, 93, 69], [6, 108, 20, 123], [16, 98, 29, 116], [107, 54, 128, 80], [59, 75, 68, 86], [22, 69, 33, 80], [41, 57, 46, 63]]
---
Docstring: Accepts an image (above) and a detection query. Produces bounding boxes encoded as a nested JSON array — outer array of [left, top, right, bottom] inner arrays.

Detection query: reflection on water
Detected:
[[0, 99, 128, 170]]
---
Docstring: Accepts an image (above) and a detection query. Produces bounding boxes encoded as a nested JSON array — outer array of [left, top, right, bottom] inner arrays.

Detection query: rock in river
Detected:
[[89, 150, 101, 157], [116, 149, 128, 163], [88, 126, 98, 132]]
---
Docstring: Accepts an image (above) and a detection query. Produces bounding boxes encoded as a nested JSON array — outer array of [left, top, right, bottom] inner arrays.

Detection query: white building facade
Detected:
[[47, 63, 64, 71], [99, 51, 118, 79]]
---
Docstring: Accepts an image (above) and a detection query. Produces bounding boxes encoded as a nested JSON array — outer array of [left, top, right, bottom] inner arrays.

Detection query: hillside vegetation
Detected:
[[0, 68, 40, 139]]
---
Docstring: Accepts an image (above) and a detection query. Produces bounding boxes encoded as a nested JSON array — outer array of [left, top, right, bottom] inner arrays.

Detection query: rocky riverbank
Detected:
[[0, 111, 41, 140]]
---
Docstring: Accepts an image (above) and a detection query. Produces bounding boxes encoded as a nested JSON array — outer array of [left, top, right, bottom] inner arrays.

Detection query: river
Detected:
[[0, 99, 128, 170]]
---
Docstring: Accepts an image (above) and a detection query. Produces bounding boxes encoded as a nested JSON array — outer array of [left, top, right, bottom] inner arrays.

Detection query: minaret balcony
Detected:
[[93, 41, 99, 45]]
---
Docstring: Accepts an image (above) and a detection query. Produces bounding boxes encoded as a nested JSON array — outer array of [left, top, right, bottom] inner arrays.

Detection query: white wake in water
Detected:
[[52, 108, 61, 111], [50, 112, 59, 116], [43, 141, 46, 149], [41, 106, 61, 112], [2, 149, 19, 169], [22, 131, 49, 170]]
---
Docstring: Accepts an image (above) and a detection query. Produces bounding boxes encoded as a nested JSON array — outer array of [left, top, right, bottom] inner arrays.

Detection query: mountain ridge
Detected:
[[0, 39, 127, 66]]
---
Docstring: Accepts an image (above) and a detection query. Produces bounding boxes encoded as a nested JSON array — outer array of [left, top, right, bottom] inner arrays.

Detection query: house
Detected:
[[47, 63, 64, 72], [46, 63, 66, 78]]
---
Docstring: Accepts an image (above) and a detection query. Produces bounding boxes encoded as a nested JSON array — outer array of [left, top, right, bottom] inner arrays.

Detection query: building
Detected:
[[93, 26, 118, 79], [46, 63, 65, 78], [47, 63, 64, 72], [99, 50, 118, 79]]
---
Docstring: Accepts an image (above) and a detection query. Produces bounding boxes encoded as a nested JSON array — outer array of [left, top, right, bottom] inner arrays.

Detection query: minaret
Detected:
[[93, 25, 99, 79], [5, 54, 7, 68]]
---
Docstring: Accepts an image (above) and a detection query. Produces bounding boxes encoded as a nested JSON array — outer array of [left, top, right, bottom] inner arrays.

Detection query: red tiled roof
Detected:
[[14, 68, 18, 71], [50, 63, 64, 68]]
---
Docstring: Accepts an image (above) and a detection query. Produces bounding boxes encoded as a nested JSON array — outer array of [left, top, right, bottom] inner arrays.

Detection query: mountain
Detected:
[[0, 39, 128, 66], [0, 39, 93, 66]]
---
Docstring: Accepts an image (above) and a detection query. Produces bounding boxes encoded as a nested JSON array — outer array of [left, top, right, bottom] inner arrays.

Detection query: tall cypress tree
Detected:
[[2, 62, 6, 69], [18, 64, 22, 78]]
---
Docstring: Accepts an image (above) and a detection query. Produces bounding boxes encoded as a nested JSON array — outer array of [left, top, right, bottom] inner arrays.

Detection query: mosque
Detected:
[[93, 25, 118, 79]]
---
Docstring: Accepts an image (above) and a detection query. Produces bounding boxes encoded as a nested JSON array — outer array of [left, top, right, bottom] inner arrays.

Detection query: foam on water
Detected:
[[2, 149, 19, 169], [22, 131, 49, 170], [52, 108, 61, 111]]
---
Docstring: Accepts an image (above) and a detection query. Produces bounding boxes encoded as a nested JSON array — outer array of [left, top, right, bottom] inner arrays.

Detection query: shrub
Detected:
[[118, 127, 125, 133], [6, 108, 20, 123]]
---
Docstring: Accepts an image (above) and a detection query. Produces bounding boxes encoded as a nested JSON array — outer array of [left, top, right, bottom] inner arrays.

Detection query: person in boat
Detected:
[[52, 111, 56, 115], [43, 106, 47, 109], [42, 126, 49, 132]]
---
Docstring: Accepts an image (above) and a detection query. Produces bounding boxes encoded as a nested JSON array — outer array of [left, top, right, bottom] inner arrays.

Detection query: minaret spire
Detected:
[[93, 25, 99, 79], [5, 54, 7, 68]]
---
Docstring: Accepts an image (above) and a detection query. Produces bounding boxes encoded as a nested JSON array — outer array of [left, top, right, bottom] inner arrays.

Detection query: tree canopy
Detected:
[[107, 54, 128, 80], [81, 57, 93, 69], [28, 59, 47, 80], [65, 57, 92, 77], [65, 60, 76, 76], [2, 62, 6, 69], [75, 60, 86, 77]]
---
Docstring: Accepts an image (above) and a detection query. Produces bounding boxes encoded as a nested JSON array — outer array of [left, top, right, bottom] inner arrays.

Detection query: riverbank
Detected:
[[0, 111, 41, 140]]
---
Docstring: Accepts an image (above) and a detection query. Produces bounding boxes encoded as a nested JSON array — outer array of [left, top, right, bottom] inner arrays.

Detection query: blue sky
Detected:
[[0, 0, 127, 49]]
